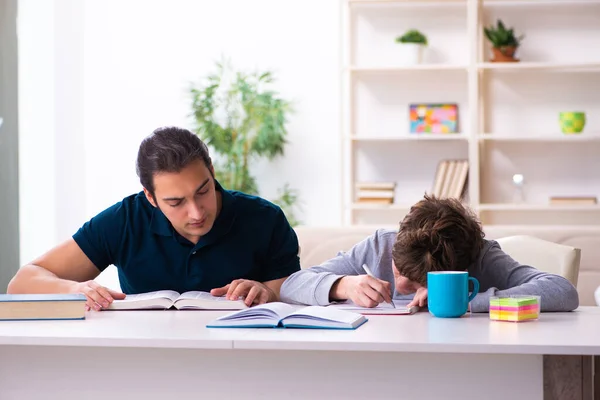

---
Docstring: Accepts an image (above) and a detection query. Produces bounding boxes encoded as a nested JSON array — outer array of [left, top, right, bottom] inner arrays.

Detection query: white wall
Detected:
[[19, 0, 343, 265]]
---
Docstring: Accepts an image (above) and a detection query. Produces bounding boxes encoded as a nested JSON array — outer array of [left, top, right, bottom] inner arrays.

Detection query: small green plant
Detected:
[[395, 29, 427, 46], [484, 19, 524, 50]]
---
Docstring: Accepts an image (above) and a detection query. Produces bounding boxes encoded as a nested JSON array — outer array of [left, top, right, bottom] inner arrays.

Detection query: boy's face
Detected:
[[392, 261, 424, 295], [144, 159, 220, 244]]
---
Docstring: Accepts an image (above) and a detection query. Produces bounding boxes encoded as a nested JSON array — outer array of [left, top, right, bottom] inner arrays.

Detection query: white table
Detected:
[[0, 307, 599, 400]]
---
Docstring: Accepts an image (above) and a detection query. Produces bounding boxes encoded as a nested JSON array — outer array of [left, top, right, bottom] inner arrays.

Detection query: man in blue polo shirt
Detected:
[[8, 127, 301, 311]]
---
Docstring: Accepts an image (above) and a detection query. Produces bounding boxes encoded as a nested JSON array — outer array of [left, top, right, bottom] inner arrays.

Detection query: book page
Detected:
[[214, 302, 297, 322], [174, 291, 248, 310], [327, 300, 418, 315], [284, 306, 365, 326], [118, 290, 180, 303], [177, 291, 237, 301], [106, 290, 180, 310]]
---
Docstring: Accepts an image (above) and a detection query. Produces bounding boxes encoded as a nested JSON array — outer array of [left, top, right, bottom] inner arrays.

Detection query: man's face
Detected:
[[392, 261, 424, 295], [144, 159, 220, 244]]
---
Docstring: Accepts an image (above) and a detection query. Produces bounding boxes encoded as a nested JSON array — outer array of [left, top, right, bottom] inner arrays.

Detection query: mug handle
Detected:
[[468, 277, 479, 302]]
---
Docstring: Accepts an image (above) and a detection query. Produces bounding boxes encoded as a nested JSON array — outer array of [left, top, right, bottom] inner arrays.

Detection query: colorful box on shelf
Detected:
[[489, 295, 540, 322]]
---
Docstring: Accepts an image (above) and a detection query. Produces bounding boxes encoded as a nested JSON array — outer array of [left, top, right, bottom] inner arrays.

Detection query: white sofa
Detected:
[[293, 225, 600, 307]]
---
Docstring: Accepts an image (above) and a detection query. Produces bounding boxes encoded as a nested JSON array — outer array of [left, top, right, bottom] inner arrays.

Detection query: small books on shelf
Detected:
[[106, 290, 248, 311], [355, 181, 396, 204], [0, 294, 86, 321], [206, 302, 367, 330], [431, 159, 469, 199], [328, 300, 418, 315], [549, 196, 597, 205]]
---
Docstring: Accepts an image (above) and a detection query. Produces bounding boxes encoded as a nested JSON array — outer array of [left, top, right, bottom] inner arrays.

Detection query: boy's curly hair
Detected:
[[392, 194, 485, 286]]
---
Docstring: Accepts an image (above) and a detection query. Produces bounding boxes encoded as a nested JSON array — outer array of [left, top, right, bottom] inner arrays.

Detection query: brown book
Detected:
[[431, 160, 449, 197], [549, 196, 597, 205], [357, 189, 394, 199], [355, 182, 396, 190], [356, 198, 393, 204], [440, 160, 457, 198], [450, 160, 469, 199]]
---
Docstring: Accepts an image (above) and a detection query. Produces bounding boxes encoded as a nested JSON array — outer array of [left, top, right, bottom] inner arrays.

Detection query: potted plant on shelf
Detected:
[[189, 59, 302, 225], [484, 19, 524, 62], [395, 29, 428, 65]]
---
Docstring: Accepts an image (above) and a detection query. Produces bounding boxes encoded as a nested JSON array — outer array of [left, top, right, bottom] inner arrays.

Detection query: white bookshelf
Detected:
[[341, 0, 600, 226]]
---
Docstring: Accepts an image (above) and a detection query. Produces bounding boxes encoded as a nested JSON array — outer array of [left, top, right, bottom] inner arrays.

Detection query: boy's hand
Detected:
[[331, 275, 393, 308], [407, 287, 428, 308]]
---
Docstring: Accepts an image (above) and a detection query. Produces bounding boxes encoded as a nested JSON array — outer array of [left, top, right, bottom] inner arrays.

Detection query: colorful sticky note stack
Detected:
[[489, 296, 540, 322]]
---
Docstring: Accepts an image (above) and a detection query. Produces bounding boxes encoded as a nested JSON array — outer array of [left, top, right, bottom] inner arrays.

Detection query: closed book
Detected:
[[0, 294, 86, 321]]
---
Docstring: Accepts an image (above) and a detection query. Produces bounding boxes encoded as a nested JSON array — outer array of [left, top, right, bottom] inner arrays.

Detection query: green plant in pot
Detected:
[[190, 59, 302, 226], [395, 29, 428, 64], [484, 19, 524, 62]]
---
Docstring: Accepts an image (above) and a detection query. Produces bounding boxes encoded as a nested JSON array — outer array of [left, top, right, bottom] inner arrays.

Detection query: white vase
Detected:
[[399, 43, 425, 65]]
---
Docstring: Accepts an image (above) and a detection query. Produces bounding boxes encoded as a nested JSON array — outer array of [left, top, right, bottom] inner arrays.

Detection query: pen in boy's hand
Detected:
[[362, 264, 396, 309]]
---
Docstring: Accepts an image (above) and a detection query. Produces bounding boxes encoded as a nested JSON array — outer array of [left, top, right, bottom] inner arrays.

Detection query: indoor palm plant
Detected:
[[484, 19, 524, 62], [190, 60, 301, 225]]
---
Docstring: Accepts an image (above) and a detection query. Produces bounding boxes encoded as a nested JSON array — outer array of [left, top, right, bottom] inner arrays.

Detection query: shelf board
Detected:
[[350, 203, 413, 210], [479, 203, 600, 211], [479, 134, 600, 142], [348, 0, 466, 6], [350, 134, 468, 141], [347, 65, 468, 73], [478, 61, 600, 71], [484, 0, 600, 6]]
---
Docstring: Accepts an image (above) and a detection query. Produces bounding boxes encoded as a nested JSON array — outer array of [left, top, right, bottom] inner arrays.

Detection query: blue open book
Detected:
[[206, 302, 367, 330]]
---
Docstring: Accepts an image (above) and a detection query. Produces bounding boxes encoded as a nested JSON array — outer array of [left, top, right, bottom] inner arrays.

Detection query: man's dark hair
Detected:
[[392, 194, 485, 286], [136, 126, 212, 195]]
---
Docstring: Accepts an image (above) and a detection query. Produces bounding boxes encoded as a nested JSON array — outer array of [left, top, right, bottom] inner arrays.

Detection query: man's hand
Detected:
[[72, 280, 126, 311], [406, 287, 428, 308], [331, 275, 393, 308], [211, 279, 275, 307]]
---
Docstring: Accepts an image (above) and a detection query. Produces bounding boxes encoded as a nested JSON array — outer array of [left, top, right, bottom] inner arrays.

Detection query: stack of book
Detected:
[[430, 159, 469, 200], [355, 181, 396, 204], [549, 196, 597, 205]]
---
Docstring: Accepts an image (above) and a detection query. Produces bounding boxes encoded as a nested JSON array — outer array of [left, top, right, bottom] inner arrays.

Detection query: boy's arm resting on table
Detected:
[[470, 241, 580, 313], [280, 233, 379, 306]]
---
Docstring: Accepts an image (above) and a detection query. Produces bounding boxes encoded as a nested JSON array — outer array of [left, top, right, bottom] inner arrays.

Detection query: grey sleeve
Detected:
[[470, 242, 580, 313], [280, 232, 381, 306]]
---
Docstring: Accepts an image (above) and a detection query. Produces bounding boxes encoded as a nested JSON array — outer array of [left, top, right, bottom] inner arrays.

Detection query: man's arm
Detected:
[[470, 241, 579, 313], [7, 239, 125, 310]]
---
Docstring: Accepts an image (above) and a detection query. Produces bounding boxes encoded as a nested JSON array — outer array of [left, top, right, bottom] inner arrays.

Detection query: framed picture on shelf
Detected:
[[409, 103, 458, 134]]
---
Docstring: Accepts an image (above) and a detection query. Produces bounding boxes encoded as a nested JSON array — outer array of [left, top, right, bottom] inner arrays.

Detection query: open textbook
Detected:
[[106, 290, 248, 311], [328, 299, 419, 315], [206, 302, 367, 330]]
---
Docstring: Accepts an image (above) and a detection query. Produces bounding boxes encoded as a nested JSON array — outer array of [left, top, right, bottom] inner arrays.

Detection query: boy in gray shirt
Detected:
[[280, 195, 579, 313]]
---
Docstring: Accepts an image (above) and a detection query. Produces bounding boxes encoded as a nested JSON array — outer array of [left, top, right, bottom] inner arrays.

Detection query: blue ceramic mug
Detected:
[[427, 271, 479, 318]]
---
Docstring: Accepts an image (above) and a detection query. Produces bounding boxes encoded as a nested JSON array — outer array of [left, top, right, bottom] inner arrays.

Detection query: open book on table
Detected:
[[206, 302, 367, 330], [106, 290, 248, 311], [327, 299, 419, 315]]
